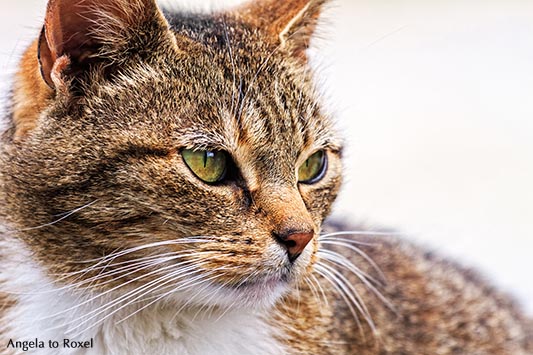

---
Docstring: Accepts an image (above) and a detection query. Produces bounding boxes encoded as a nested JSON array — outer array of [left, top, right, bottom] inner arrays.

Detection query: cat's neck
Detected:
[[1, 236, 285, 355]]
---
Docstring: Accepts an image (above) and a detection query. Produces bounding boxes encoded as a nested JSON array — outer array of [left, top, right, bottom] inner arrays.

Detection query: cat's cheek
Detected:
[[299, 183, 339, 225]]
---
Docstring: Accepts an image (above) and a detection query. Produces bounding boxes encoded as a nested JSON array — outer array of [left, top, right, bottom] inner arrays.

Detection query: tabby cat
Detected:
[[0, 0, 531, 354]]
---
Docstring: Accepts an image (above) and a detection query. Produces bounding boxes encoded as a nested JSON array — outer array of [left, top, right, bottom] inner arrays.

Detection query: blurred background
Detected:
[[1, 0, 532, 314]]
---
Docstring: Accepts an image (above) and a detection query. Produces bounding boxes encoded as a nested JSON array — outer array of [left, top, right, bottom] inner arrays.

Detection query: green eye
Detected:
[[298, 150, 327, 184], [182, 149, 227, 183]]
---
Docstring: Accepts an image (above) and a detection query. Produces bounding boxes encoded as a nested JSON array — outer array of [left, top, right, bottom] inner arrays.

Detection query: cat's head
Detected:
[[2, 0, 342, 309]]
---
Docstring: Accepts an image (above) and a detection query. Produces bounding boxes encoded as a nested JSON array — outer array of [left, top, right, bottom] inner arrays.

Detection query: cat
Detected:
[[0, 0, 531, 354]]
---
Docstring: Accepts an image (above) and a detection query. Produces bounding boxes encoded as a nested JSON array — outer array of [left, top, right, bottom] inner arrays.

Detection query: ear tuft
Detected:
[[236, 0, 329, 61]]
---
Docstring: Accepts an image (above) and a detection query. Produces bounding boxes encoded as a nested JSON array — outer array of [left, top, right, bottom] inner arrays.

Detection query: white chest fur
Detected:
[[1, 238, 286, 355]]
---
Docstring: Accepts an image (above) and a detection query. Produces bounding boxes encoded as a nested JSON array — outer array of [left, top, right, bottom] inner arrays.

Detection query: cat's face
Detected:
[[2, 0, 342, 308]]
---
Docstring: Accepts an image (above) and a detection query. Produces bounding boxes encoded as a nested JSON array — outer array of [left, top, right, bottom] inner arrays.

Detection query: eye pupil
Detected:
[[182, 149, 228, 184]]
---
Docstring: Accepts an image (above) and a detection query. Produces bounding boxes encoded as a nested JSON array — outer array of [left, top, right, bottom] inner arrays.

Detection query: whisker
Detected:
[[54, 238, 213, 289], [65, 264, 208, 335], [16, 200, 98, 232], [294, 277, 302, 316], [40, 252, 218, 324], [64, 249, 199, 281], [75, 237, 214, 265], [303, 276, 322, 307], [318, 236, 375, 247], [318, 250, 395, 314], [313, 265, 364, 333], [50, 238, 214, 291], [116, 267, 235, 326], [310, 273, 329, 308], [67, 253, 189, 291], [319, 239, 387, 283], [320, 260, 377, 331], [320, 230, 403, 239], [315, 262, 376, 334], [66, 254, 233, 336], [66, 254, 177, 311], [318, 248, 383, 287], [6, 250, 206, 297]]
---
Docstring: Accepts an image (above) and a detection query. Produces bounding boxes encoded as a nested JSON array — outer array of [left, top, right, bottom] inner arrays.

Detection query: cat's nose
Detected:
[[274, 230, 314, 262]]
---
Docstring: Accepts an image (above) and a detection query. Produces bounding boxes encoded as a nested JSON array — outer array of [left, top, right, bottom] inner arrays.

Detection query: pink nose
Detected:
[[274, 231, 314, 262]]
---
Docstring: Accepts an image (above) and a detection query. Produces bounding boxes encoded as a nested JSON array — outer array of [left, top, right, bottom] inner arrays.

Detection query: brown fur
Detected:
[[12, 40, 54, 140], [317, 223, 533, 354], [0, 292, 14, 334], [1, 0, 531, 354]]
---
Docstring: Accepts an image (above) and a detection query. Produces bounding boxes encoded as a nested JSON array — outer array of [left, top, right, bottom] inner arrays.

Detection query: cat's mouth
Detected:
[[207, 272, 292, 308]]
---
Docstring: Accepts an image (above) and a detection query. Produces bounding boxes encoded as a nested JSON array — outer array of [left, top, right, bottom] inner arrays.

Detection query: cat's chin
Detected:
[[170, 274, 292, 311]]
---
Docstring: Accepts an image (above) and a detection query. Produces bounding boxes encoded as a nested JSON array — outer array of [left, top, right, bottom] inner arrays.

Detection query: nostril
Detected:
[[285, 240, 297, 248], [273, 230, 314, 262]]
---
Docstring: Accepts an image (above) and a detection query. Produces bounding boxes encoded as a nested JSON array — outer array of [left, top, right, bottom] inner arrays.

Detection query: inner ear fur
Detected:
[[236, 0, 329, 60], [39, 0, 168, 88]]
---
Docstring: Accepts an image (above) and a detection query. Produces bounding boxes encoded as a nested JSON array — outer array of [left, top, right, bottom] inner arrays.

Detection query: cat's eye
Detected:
[[298, 150, 327, 184], [182, 149, 227, 184]]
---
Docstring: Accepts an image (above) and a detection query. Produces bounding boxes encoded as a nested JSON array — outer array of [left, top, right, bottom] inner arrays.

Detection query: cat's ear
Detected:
[[236, 0, 328, 61], [39, 0, 168, 88]]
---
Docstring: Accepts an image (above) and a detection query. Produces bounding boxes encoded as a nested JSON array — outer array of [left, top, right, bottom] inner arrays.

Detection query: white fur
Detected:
[[1, 236, 287, 355]]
